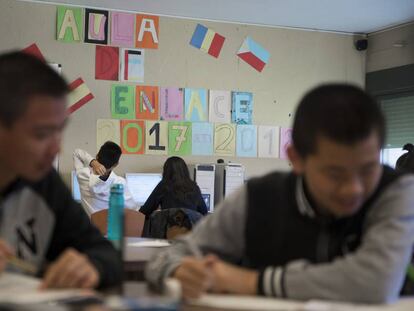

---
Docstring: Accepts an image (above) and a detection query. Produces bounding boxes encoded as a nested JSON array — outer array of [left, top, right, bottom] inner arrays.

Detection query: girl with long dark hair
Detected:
[[139, 157, 208, 216]]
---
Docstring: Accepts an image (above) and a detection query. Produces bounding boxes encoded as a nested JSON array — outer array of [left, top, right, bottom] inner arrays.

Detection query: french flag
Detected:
[[190, 24, 225, 58]]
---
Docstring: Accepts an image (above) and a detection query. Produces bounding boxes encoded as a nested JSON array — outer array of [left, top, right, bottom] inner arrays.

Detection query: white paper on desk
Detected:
[[305, 299, 414, 311], [128, 240, 170, 247], [0, 272, 95, 304], [189, 294, 304, 310]]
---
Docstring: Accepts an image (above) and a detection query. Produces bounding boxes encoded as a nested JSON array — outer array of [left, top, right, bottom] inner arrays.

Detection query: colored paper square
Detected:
[[111, 12, 135, 47], [84, 9, 108, 44], [160, 87, 184, 121], [145, 121, 168, 155], [184, 88, 208, 122], [111, 84, 135, 119], [258, 126, 280, 158], [231, 92, 253, 124], [279, 127, 293, 160], [168, 122, 192, 156], [120, 48, 144, 82], [209, 90, 231, 123], [135, 14, 159, 49], [214, 123, 236, 157], [97, 119, 120, 152], [135, 86, 159, 120], [95, 46, 119, 81], [192, 123, 213, 156], [121, 120, 145, 154], [236, 125, 257, 157], [57, 6, 83, 42]]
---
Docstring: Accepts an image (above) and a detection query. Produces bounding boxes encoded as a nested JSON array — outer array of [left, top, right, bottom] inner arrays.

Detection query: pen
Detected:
[[7, 255, 37, 275]]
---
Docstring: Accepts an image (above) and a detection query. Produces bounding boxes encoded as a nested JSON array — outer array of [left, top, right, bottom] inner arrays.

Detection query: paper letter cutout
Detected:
[[57, 6, 82, 42], [120, 48, 144, 82], [236, 125, 257, 157], [209, 90, 231, 123], [111, 12, 135, 47], [232, 92, 253, 124], [97, 119, 120, 151], [136, 15, 159, 49], [145, 121, 168, 155], [135, 86, 159, 120], [190, 24, 225, 58], [192, 123, 213, 156], [184, 88, 208, 122], [111, 85, 135, 119], [214, 123, 236, 156], [67, 78, 94, 114], [258, 126, 280, 158], [279, 127, 292, 160], [168, 122, 192, 156], [95, 46, 119, 81], [160, 87, 183, 121], [237, 37, 270, 72], [121, 120, 145, 154], [84, 9, 108, 44]]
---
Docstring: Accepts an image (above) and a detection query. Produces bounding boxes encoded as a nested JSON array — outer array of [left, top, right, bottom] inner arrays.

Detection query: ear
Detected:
[[287, 145, 305, 175]]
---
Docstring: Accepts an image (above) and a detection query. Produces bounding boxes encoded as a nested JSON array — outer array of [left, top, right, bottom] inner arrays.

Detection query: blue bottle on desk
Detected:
[[107, 183, 124, 251]]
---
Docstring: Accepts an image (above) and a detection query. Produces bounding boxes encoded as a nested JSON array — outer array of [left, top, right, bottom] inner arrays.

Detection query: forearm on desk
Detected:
[[145, 187, 248, 290]]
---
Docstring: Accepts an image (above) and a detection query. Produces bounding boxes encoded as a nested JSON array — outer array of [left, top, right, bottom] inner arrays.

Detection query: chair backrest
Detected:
[[142, 208, 204, 239], [90, 208, 145, 237]]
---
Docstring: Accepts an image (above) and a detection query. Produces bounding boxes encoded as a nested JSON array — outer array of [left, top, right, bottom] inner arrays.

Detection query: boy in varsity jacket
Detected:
[[0, 52, 122, 288], [146, 84, 414, 303]]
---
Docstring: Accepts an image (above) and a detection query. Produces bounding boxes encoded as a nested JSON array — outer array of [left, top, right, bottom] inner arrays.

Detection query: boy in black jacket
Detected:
[[146, 84, 414, 303], [0, 52, 122, 288]]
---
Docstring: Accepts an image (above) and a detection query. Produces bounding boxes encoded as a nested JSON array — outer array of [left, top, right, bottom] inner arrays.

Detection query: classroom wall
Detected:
[[0, 0, 365, 185], [366, 23, 414, 73]]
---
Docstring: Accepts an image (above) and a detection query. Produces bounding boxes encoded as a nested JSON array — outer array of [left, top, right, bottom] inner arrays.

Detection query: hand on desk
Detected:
[[0, 239, 14, 273], [173, 254, 258, 299], [41, 248, 99, 289]]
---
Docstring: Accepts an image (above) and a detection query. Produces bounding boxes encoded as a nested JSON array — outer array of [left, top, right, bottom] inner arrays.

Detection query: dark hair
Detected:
[[96, 141, 122, 169], [162, 156, 198, 201], [292, 84, 385, 157], [396, 143, 414, 173], [0, 51, 68, 127]]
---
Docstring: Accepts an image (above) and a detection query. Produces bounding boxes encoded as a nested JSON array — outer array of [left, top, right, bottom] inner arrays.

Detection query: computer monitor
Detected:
[[71, 171, 82, 202], [125, 173, 162, 205]]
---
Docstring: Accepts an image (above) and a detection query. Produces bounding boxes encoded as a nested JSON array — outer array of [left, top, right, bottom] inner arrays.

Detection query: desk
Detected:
[[123, 237, 170, 281], [121, 282, 414, 311]]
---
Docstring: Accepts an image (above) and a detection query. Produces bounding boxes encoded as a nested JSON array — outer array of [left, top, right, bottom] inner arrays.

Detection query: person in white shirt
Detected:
[[73, 141, 139, 216]]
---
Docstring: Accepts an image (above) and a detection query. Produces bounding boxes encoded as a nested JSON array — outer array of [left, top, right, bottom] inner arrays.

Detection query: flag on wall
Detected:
[[190, 24, 225, 58], [67, 78, 94, 114], [237, 37, 269, 72], [22, 43, 45, 62]]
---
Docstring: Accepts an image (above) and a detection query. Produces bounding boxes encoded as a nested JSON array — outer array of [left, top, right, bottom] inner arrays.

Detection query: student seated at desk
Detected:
[[396, 143, 414, 173], [0, 52, 122, 289], [145, 84, 414, 304], [73, 142, 139, 216], [139, 156, 208, 217]]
